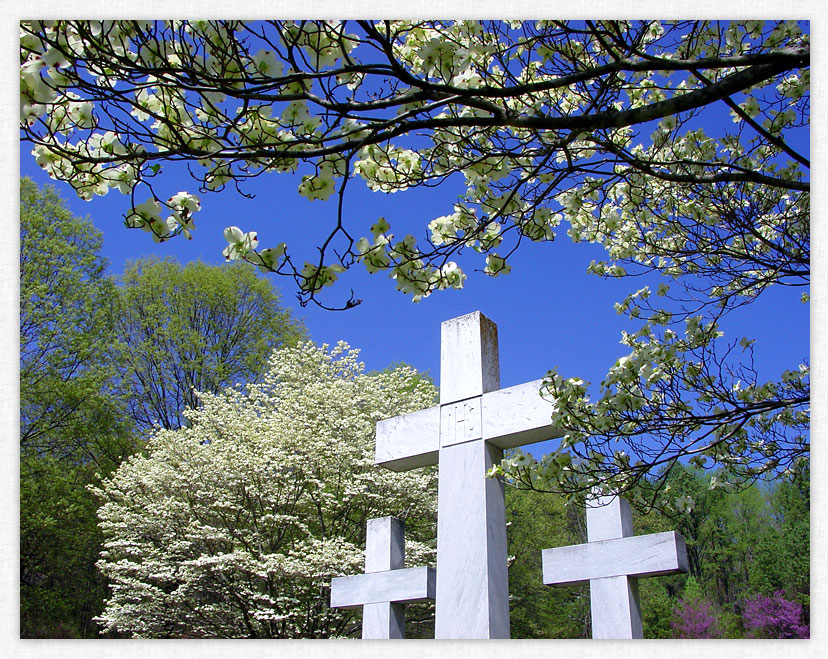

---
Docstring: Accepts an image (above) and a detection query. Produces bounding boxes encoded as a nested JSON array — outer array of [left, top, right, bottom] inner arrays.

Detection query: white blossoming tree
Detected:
[[91, 342, 438, 638], [23, 20, 809, 501]]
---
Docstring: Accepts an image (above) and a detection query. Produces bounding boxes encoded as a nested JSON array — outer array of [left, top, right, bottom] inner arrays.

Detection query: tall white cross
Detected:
[[375, 311, 562, 638], [542, 494, 689, 638], [330, 516, 435, 638]]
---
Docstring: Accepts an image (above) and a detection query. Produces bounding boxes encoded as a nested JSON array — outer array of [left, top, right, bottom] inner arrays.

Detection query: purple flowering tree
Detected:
[[671, 598, 722, 639], [743, 591, 809, 639], [671, 575, 722, 639]]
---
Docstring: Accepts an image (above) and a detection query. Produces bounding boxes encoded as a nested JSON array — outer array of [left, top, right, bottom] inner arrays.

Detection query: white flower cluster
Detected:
[[124, 192, 201, 242], [92, 341, 438, 637]]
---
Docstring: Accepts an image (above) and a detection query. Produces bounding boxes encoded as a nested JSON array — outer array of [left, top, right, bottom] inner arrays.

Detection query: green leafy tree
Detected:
[[632, 463, 809, 636], [638, 465, 751, 598], [20, 453, 121, 637], [707, 484, 765, 605], [639, 585, 676, 639], [92, 342, 438, 638], [112, 257, 306, 430], [505, 486, 589, 638], [749, 461, 809, 604], [20, 177, 136, 637], [21, 20, 809, 498], [20, 176, 123, 456]]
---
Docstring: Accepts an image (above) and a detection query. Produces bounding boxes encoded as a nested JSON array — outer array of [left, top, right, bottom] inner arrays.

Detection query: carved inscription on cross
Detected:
[[542, 494, 689, 638], [375, 311, 563, 639]]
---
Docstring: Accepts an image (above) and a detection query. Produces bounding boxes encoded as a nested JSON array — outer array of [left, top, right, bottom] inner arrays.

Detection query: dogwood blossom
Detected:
[[92, 341, 438, 638], [19, 20, 809, 308]]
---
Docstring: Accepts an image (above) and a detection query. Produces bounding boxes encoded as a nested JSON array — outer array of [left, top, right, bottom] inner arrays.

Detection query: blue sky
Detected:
[[17, 17, 810, 471], [19, 148, 809, 398]]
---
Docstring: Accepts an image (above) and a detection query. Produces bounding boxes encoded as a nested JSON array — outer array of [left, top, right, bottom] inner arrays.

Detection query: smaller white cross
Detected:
[[330, 517, 435, 638], [541, 494, 688, 638]]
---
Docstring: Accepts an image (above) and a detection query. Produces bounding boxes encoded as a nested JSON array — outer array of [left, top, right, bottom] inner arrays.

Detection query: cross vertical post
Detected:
[[434, 313, 509, 639], [363, 517, 405, 639], [375, 311, 566, 638], [586, 495, 642, 638]]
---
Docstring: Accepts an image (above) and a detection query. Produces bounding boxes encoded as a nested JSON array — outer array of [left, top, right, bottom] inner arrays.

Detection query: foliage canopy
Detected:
[[20, 19, 810, 500], [20, 177, 137, 637], [112, 257, 306, 430]]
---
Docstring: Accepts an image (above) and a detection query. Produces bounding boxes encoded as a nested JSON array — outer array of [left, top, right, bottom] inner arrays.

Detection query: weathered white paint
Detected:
[[363, 516, 406, 638], [591, 576, 643, 639], [439, 311, 500, 404], [375, 407, 440, 471], [435, 438, 509, 638], [482, 380, 560, 448], [439, 396, 483, 447], [542, 495, 689, 639], [331, 567, 436, 609], [376, 380, 561, 470]]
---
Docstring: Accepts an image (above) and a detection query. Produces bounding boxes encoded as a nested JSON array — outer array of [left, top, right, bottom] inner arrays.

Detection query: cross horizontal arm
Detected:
[[482, 379, 563, 448], [542, 531, 688, 586], [376, 406, 440, 471], [330, 566, 436, 609], [376, 380, 562, 471]]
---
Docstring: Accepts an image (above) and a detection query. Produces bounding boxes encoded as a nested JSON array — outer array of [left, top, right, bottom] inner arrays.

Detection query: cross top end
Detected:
[[375, 311, 560, 471], [440, 311, 500, 404], [586, 494, 634, 542]]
